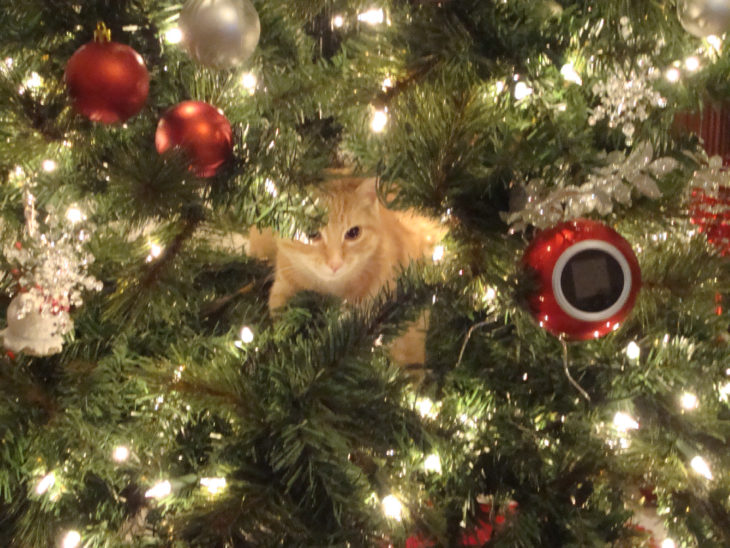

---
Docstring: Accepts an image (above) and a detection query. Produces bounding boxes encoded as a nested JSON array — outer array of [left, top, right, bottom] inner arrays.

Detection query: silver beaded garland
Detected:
[[677, 0, 730, 38], [180, 0, 260, 69]]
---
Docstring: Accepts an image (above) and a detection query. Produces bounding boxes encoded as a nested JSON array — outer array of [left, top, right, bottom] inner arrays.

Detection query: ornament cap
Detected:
[[93, 22, 112, 43]]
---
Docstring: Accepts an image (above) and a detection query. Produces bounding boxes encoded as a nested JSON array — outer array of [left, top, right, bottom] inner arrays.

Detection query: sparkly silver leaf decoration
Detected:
[[504, 142, 678, 230]]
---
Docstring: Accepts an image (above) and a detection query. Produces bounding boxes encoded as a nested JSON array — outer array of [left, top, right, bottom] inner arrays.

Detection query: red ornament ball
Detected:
[[65, 40, 149, 124], [155, 101, 233, 178], [522, 219, 641, 340]]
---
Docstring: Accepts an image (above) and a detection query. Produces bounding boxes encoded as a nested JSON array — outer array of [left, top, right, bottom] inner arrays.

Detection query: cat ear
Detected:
[[356, 178, 379, 205]]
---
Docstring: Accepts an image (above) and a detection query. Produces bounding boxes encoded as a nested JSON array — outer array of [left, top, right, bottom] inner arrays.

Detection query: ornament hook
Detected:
[[93, 22, 112, 43]]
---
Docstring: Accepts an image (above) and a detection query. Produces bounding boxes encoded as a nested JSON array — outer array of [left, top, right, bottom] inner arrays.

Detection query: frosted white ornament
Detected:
[[677, 0, 730, 38], [0, 293, 71, 356], [180, 0, 261, 69]]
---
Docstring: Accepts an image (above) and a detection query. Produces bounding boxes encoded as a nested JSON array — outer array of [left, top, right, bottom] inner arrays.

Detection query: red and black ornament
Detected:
[[65, 23, 149, 124], [522, 219, 641, 340], [155, 100, 233, 178]]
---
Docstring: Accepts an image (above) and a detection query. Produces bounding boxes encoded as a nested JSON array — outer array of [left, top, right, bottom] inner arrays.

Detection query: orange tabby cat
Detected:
[[248, 176, 443, 367]]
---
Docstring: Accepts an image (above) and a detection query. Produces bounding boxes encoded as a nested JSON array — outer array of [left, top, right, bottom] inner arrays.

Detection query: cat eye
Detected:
[[345, 226, 361, 240], [307, 231, 322, 242]]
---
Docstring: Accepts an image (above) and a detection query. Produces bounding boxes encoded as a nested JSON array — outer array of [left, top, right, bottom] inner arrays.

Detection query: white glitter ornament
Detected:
[[180, 0, 260, 69], [0, 293, 70, 356]]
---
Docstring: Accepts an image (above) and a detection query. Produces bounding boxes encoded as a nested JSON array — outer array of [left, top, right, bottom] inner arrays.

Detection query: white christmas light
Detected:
[[495, 80, 505, 94], [423, 453, 442, 474], [613, 412, 639, 431], [432, 245, 445, 262], [415, 397, 436, 419], [382, 494, 403, 521], [358, 8, 384, 25], [484, 286, 497, 302], [690, 456, 713, 480], [665, 67, 681, 83], [684, 56, 700, 71], [61, 530, 82, 548], [264, 178, 278, 197], [113, 446, 130, 462], [680, 392, 698, 410], [625, 341, 641, 360], [719, 382, 730, 402], [661, 539, 676, 548], [65, 206, 85, 225], [35, 472, 55, 495], [240, 326, 254, 344], [706, 35, 723, 53], [200, 477, 227, 495], [332, 15, 345, 28], [514, 81, 533, 100], [241, 72, 257, 93], [24, 72, 42, 89], [165, 27, 183, 44], [370, 109, 388, 133], [145, 480, 172, 499], [382, 77, 393, 90], [149, 242, 163, 259], [42, 159, 57, 172], [560, 63, 582, 85]]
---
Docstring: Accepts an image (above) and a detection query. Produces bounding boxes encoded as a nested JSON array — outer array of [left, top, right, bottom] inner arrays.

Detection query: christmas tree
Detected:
[[1, 0, 730, 546]]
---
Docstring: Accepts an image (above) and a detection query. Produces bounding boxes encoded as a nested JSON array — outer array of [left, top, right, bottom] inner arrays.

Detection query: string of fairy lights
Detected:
[[2, 5, 729, 547]]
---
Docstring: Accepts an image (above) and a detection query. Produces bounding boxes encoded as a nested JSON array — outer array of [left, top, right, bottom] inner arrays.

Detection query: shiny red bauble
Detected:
[[65, 41, 149, 124], [155, 101, 233, 178], [522, 219, 641, 340]]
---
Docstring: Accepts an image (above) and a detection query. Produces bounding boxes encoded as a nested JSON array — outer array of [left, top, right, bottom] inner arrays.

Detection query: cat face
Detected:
[[278, 179, 382, 292]]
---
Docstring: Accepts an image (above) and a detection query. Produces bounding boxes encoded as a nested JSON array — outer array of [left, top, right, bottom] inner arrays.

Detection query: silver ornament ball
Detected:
[[677, 0, 730, 38], [180, 0, 260, 69]]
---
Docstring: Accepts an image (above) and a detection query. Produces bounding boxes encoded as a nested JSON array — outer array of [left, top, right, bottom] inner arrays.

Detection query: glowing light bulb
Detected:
[[484, 286, 497, 302], [514, 81, 533, 100], [241, 72, 257, 93], [625, 341, 641, 360], [332, 15, 345, 28], [382, 77, 393, 90], [265, 178, 278, 197], [661, 539, 676, 548], [148, 242, 163, 259], [690, 456, 712, 479], [113, 446, 130, 462], [613, 412, 639, 431], [382, 494, 403, 521], [61, 530, 82, 548], [665, 67, 680, 83], [358, 8, 384, 25], [707, 34, 723, 52], [145, 480, 172, 499], [560, 63, 582, 85], [370, 109, 388, 133], [495, 80, 505, 94], [415, 397, 435, 418], [684, 56, 700, 71], [42, 159, 57, 172], [200, 477, 227, 495], [680, 392, 698, 410], [423, 454, 442, 474], [165, 27, 183, 44], [240, 326, 254, 344], [719, 382, 730, 402], [35, 472, 55, 495], [432, 245, 445, 262], [24, 72, 42, 89], [66, 206, 85, 225]]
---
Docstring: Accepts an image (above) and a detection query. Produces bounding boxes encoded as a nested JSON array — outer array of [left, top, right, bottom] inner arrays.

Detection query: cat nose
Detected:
[[328, 259, 343, 272]]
